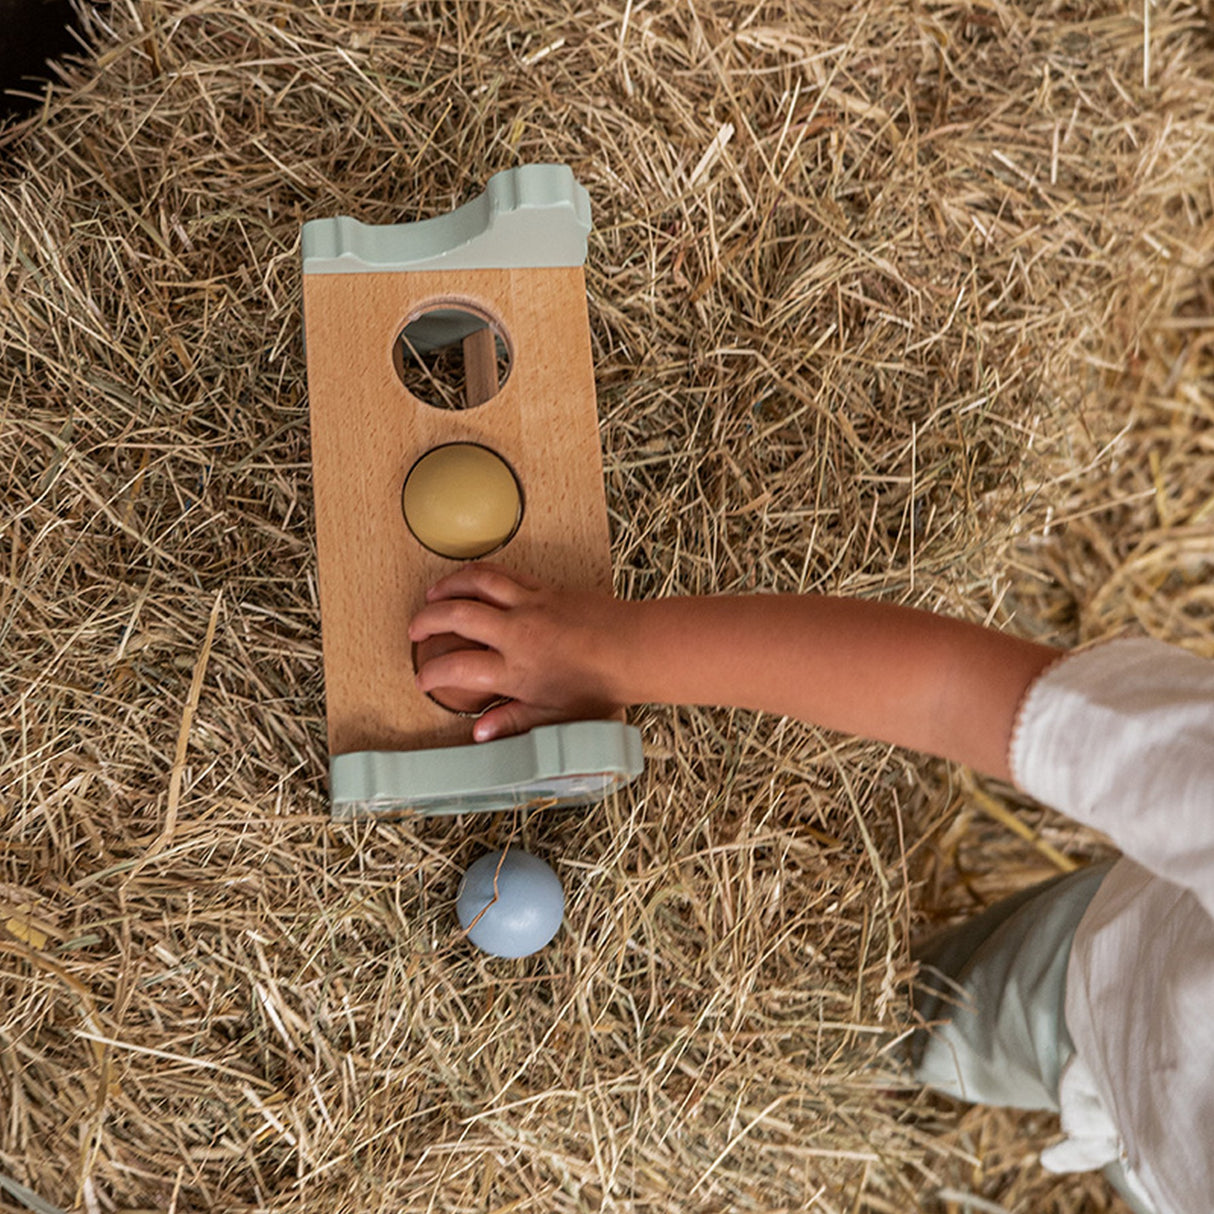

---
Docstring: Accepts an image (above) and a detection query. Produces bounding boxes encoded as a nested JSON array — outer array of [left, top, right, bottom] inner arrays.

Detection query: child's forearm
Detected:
[[612, 596, 1057, 782], [409, 566, 1057, 779]]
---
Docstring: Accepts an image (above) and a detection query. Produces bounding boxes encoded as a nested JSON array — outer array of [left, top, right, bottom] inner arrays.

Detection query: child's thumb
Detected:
[[473, 701, 563, 743]]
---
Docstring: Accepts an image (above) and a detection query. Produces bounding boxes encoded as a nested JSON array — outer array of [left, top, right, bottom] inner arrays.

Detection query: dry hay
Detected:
[[1, 1, 1212, 1211]]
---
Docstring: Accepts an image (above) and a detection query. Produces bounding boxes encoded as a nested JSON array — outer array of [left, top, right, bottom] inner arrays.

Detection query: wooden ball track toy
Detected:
[[302, 165, 643, 819]]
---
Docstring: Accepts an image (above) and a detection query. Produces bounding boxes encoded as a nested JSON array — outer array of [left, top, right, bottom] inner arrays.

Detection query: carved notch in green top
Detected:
[[302, 164, 593, 275]]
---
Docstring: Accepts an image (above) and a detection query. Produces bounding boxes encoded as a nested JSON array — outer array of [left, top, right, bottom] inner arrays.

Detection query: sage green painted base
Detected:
[[330, 721, 644, 820]]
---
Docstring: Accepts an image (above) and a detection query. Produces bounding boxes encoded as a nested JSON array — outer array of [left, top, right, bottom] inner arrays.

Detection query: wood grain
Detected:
[[304, 266, 612, 755]]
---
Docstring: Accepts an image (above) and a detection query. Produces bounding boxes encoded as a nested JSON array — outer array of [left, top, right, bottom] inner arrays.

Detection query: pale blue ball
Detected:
[[457, 849, 565, 958]]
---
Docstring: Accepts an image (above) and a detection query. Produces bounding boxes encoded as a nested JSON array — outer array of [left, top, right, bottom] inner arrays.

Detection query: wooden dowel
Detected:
[[463, 325, 499, 408]]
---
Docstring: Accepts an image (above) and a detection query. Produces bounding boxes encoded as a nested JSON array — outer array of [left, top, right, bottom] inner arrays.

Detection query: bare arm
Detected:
[[408, 564, 1058, 782]]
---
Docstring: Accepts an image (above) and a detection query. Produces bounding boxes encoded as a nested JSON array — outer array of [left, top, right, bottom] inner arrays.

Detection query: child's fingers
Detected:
[[472, 700, 565, 743], [408, 598, 505, 647], [414, 645, 508, 699], [424, 563, 538, 606], [469, 562, 542, 591]]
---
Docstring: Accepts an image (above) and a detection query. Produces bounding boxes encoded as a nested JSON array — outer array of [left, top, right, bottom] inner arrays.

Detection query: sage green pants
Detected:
[[911, 861, 1156, 1214]]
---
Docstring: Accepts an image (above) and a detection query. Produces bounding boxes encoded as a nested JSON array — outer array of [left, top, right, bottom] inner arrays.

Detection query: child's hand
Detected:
[[408, 563, 632, 742]]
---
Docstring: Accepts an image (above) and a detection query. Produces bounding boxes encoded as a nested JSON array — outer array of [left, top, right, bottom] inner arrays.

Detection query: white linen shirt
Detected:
[[1010, 638, 1214, 1214]]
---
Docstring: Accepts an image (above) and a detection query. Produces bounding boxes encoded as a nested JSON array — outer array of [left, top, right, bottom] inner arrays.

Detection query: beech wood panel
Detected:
[[304, 266, 612, 756]]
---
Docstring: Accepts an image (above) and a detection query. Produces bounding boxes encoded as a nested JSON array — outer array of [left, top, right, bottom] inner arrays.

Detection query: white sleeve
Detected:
[[1010, 637, 1214, 919]]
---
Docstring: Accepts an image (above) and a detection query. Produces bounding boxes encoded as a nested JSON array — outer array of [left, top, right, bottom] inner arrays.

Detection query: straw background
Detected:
[[2, 1, 1211, 1211]]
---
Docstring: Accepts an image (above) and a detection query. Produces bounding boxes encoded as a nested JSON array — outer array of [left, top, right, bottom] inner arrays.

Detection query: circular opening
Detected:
[[411, 631, 505, 717], [393, 305, 512, 410], [401, 442, 523, 561]]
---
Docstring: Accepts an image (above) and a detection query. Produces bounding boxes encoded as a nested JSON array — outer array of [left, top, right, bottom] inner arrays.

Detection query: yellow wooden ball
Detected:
[[402, 443, 522, 559]]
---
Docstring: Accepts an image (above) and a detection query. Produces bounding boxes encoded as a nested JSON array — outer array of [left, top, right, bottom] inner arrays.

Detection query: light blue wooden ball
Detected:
[[457, 849, 565, 958]]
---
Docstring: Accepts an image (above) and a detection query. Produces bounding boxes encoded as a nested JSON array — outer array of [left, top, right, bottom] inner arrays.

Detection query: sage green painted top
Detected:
[[302, 164, 592, 274]]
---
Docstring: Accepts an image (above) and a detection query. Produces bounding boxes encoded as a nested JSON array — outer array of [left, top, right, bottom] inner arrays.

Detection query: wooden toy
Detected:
[[302, 165, 643, 819]]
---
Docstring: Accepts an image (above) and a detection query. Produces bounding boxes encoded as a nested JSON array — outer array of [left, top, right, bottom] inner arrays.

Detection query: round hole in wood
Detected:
[[393, 304, 512, 410]]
